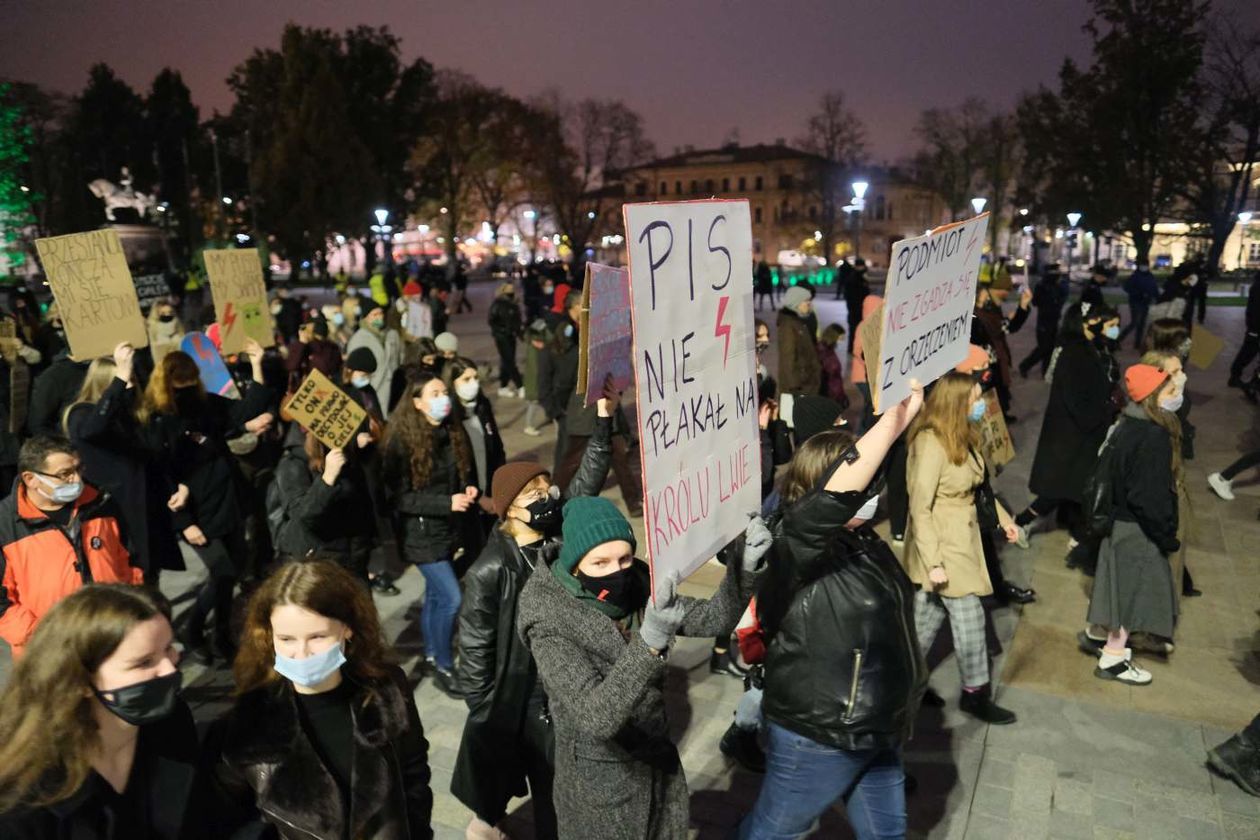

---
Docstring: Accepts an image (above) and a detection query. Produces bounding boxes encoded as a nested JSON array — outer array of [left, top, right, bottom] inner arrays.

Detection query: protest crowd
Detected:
[[0, 224, 1259, 840]]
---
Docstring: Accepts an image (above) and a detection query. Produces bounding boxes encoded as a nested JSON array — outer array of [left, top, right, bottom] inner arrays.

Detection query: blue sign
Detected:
[[180, 331, 240, 399]]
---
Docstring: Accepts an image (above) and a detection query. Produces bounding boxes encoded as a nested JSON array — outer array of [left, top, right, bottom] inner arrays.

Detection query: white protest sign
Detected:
[[874, 213, 989, 413], [624, 199, 761, 586]]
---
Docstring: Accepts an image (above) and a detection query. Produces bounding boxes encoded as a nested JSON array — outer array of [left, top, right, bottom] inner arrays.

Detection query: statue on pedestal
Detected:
[[88, 167, 156, 222]]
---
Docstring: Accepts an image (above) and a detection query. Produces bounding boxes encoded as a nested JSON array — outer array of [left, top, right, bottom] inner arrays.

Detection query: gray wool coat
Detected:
[[517, 559, 759, 840]]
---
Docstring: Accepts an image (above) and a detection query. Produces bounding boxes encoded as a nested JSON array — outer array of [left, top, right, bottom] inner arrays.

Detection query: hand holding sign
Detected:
[[203, 248, 274, 355], [282, 369, 367, 450]]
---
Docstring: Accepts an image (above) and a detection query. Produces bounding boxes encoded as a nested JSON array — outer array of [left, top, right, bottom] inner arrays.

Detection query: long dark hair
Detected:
[[382, 370, 472, 488]]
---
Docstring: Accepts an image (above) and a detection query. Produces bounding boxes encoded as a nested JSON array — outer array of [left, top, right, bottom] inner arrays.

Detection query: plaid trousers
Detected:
[[914, 590, 989, 688]]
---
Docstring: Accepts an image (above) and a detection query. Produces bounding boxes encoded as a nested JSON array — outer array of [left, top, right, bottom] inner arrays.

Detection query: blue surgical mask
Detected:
[[351, 374, 371, 389], [36, 473, 83, 505], [273, 641, 346, 688], [1104, 325, 1120, 341], [968, 399, 987, 423], [425, 394, 452, 422], [331, 311, 345, 326]]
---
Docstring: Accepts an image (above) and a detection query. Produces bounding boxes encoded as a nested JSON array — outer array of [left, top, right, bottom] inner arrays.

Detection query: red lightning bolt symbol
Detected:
[[222, 302, 237, 334], [714, 295, 732, 368], [192, 334, 212, 361]]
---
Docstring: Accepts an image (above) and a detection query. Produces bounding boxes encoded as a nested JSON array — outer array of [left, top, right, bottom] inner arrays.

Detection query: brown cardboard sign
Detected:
[[282, 369, 367, 450], [977, 389, 1015, 469], [34, 229, 148, 360], [204, 248, 274, 355], [1188, 323, 1224, 371]]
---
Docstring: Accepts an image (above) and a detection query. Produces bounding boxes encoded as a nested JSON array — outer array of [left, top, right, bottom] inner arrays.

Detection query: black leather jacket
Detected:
[[760, 480, 927, 751]]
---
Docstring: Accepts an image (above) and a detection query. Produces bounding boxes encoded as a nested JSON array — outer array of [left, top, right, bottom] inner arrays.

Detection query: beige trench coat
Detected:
[[903, 431, 993, 598]]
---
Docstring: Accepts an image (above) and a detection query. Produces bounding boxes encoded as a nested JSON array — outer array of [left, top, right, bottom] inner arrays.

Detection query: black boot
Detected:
[[719, 722, 766, 773], [959, 685, 1017, 725], [709, 647, 746, 678], [921, 687, 946, 707], [1208, 733, 1260, 797], [433, 667, 465, 699], [997, 581, 1036, 605]]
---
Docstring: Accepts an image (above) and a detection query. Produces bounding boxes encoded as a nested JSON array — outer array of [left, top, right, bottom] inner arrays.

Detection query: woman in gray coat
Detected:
[[517, 496, 770, 840]]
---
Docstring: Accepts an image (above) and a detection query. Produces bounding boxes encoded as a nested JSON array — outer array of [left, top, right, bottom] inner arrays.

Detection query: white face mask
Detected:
[[852, 495, 879, 522], [455, 379, 480, 403]]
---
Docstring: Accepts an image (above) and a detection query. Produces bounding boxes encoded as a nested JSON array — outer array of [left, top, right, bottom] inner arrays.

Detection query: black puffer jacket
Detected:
[[381, 423, 475, 564], [760, 470, 927, 752], [272, 426, 377, 560]]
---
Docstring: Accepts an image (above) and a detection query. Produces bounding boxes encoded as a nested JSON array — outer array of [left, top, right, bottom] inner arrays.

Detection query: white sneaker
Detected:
[[1095, 649, 1152, 685], [1066, 537, 1079, 552], [1208, 472, 1236, 501], [522, 425, 541, 437]]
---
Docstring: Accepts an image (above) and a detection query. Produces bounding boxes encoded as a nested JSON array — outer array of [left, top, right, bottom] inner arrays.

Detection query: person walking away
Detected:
[[1120, 260, 1159, 349], [849, 295, 884, 433], [817, 323, 849, 407], [205, 560, 434, 839], [777, 286, 821, 396], [0, 585, 203, 839], [844, 258, 871, 353], [452, 381, 618, 840], [538, 291, 581, 473], [755, 259, 775, 311], [521, 319, 551, 436], [517, 497, 770, 840], [1081, 364, 1183, 686], [0, 436, 141, 658], [1079, 264, 1109, 308], [381, 370, 478, 698], [1018, 266, 1066, 378], [737, 384, 927, 839], [971, 282, 1031, 421], [452, 262, 472, 314], [64, 342, 185, 585], [139, 344, 274, 666], [488, 282, 524, 397], [1228, 270, 1260, 388], [904, 372, 1019, 724], [346, 305, 403, 411]]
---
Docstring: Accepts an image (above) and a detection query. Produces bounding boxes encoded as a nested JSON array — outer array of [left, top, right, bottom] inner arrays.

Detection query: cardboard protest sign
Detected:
[[283, 369, 367, 450], [180, 331, 240, 399], [34, 229, 148, 360], [578, 262, 634, 407], [1189, 323, 1224, 371], [977, 389, 1014, 469], [133, 273, 171, 309], [624, 199, 761, 585], [873, 213, 989, 413], [203, 248, 273, 356]]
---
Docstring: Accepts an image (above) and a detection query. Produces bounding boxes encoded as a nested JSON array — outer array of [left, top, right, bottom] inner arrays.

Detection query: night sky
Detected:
[[4, 0, 1257, 161]]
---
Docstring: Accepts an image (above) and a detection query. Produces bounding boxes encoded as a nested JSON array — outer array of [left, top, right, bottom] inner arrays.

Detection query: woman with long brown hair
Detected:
[[139, 342, 274, 666], [0, 584, 200, 838], [382, 368, 477, 697], [1082, 364, 1184, 686], [206, 560, 433, 839], [905, 372, 1018, 724]]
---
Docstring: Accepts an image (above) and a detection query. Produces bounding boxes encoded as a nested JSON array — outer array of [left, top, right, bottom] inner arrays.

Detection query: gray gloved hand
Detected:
[[742, 514, 773, 572], [640, 572, 685, 651]]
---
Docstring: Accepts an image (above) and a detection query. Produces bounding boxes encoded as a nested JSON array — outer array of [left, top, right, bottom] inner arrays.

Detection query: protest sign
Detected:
[[977, 389, 1015, 469], [283, 369, 367, 450], [1188, 323, 1224, 371], [180, 331, 240, 399], [624, 199, 760, 586], [34, 229, 148, 360], [578, 262, 634, 407], [133, 273, 171, 310], [872, 213, 989, 413], [203, 248, 273, 356]]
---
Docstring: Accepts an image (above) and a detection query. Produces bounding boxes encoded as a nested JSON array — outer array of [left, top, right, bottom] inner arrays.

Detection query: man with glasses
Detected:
[[0, 435, 140, 657]]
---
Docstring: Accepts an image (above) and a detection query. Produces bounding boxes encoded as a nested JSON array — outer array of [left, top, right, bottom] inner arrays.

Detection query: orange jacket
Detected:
[[0, 482, 140, 657]]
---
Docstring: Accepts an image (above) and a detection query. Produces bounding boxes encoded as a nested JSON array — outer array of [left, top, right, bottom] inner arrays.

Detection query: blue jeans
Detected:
[[417, 559, 461, 671], [738, 722, 905, 840]]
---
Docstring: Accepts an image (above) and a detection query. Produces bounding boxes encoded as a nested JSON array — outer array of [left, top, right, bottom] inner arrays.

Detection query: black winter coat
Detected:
[[272, 428, 377, 560], [1107, 407, 1180, 553], [26, 356, 87, 437], [539, 317, 579, 422], [207, 668, 433, 840], [1029, 332, 1116, 503], [450, 416, 614, 819], [760, 478, 926, 752], [488, 296, 524, 342], [0, 700, 205, 840], [381, 423, 475, 564], [66, 379, 184, 574], [144, 384, 273, 540]]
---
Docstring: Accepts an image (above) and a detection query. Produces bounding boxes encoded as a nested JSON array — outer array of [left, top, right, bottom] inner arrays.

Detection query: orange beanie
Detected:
[[1124, 364, 1168, 403]]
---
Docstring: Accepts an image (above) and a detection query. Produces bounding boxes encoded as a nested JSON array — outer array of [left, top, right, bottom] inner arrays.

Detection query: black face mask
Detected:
[[524, 492, 563, 533], [576, 564, 648, 614], [157, 314, 175, 323], [755, 342, 770, 354], [94, 670, 182, 726], [173, 385, 201, 414]]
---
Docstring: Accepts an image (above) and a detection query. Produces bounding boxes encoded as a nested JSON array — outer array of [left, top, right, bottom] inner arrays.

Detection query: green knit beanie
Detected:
[[553, 497, 637, 613]]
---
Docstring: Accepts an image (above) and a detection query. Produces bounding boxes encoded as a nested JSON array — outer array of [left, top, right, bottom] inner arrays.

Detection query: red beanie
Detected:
[[403, 280, 422, 297], [1124, 364, 1168, 403]]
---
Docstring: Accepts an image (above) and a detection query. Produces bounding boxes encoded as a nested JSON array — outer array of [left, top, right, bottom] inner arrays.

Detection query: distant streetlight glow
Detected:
[[1066, 212, 1082, 228], [1019, 208, 1029, 216], [222, 196, 233, 206], [374, 208, 389, 226], [851, 181, 869, 200], [523, 209, 537, 220], [1240, 211, 1254, 224], [439, 207, 449, 214], [971, 197, 987, 214], [587, 211, 596, 219]]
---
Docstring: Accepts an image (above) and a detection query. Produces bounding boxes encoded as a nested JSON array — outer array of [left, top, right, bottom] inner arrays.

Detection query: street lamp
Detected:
[[523, 209, 538, 263], [850, 180, 869, 260], [971, 197, 987, 215], [1065, 212, 1082, 276], [370, 208, 394, 268], [1238, 211, 1254, 270], [374, 208, 389, 227]]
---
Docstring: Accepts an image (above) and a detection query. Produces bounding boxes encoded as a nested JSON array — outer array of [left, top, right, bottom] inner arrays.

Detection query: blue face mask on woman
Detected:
[[274, 641, 346, 688], [1104, 325, 1120, 341], [425, 394, 452, 422], [968, 398, 987, 423]]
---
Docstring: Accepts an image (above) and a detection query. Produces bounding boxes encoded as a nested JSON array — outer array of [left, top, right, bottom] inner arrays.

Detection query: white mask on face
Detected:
[[455, 380, 480, 403]]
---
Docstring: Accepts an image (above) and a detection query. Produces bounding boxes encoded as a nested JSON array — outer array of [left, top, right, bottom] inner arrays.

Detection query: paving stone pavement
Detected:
[[2, 274, 1258, 839]]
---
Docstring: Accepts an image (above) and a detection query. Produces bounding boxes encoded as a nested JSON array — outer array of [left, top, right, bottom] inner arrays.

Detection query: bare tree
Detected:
[[912, 98, 990, 221], [794, 91, 868, 261]]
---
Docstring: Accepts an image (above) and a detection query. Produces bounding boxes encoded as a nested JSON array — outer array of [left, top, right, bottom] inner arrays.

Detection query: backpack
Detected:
[[1082, 419, 1124, 539]]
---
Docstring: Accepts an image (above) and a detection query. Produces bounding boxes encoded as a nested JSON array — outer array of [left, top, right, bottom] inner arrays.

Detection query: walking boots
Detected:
[[958, 684, 1017, 725]]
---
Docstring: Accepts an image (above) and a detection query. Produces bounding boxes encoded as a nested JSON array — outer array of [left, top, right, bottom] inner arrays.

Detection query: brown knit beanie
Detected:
[[490, 461, 550, 519]]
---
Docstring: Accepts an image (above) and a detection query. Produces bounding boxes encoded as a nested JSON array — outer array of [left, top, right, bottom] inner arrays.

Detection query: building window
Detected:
[[773, 206, 779, 222], [722, 177, 730, 192], [739, 176, 747, 191], [778, 174, 793, 189], [875, 196, 886, 221], [886, 201, 893, 221], [705, 179, 715, 193], [754, 206, 762, 224], [755, 176, 763, 191], [1249, 242, 1260, 263], [690, 179, 699, 193], [635, 182, 647, 196], [675, 180, 682, 194], [660, 181, 667, 195]]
